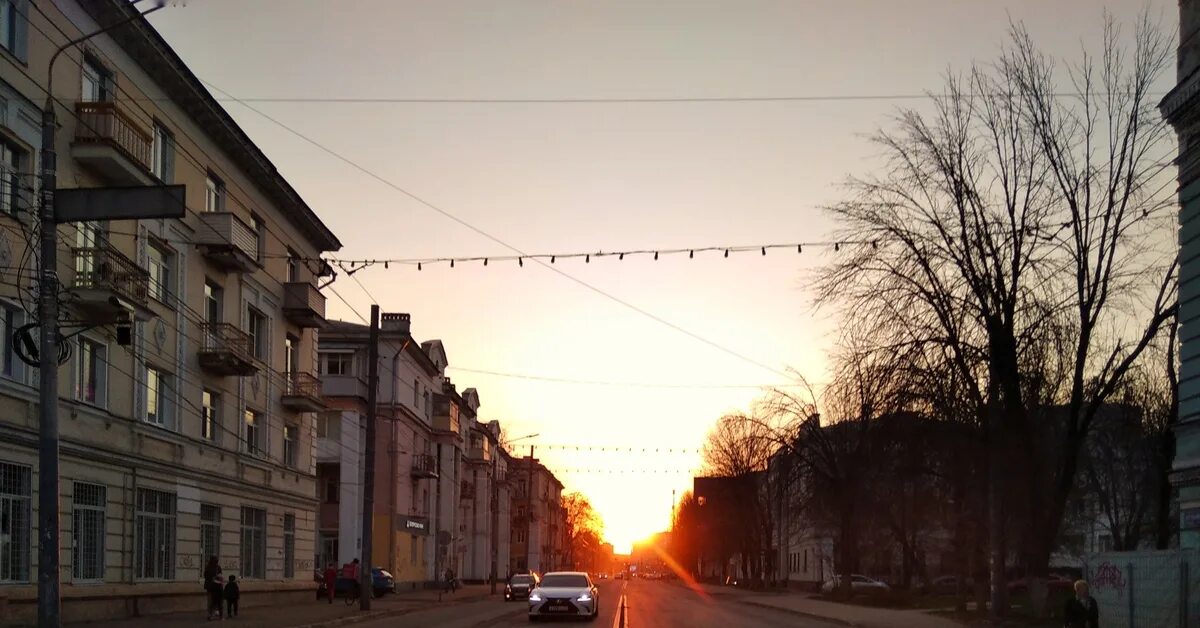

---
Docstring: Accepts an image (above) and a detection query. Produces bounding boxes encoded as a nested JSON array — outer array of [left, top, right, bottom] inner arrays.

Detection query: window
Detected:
[[144, 365, 171, 426], [516, 528, 526, 544], [0, 140, 22, 215], [244, 409, 262, 456], [204, 173, 225, 212], [72, 482, 106, 581], [284, 335, 298, 376], [202, 390, 219, 442], [286, 250, 300, 283], [1098, 534, 1113, 553], [803, 549, 808, 572], [247, 307, 268, 361], [81, 56, 112, 102], [413, 379, 418, 407], [200, 504, 220, 564], [239, 507, 266, 579], [319, 535, 337, 572], [204, 280, 222, 327], [146, 242, 172, 303], [74, 221, 104, 279], [283, 514, 295, 578], [135, 488, 175, 580], [76, 338, 107, 407], [320, 465, 338, 504], [151, 123, 174, 183], [0, 1, 17, 54], [283, 424, 298, 468], [0, 462, 30, 582], [320, 352, 353, 376], [249, 214, 265, 261], [0, 303, 25, 382]]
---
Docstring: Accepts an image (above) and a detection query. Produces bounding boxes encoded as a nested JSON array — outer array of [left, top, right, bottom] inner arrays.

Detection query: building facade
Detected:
[[0, 0, 340, 621], [1162, 0, 1200, 551], [509, 459, 564, 574], [317, 314, 444, 588]]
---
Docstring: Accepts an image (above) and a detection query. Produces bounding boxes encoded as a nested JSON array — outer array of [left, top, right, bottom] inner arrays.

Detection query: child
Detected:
[[223, 575, 240, 618]]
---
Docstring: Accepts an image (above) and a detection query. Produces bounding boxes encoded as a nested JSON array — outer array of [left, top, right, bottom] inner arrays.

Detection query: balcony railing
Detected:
[[70, 244, 151, 320], [283, 282, 326, 328], [197, 322, 259, 376], [196, 212, 259, 272], [74, 101, 153, 172], [411, 453, 438, 479], [281, 371, 327, 412]]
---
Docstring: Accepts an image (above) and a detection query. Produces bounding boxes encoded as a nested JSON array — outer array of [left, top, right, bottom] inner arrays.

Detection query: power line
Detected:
[[444, 366, 803, 390], [203, 80, 795, 382]]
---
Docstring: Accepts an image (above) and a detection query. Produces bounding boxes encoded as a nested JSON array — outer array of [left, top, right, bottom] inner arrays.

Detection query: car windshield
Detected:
[[511, 576, 532, 585], [540, 574, 588, 588]]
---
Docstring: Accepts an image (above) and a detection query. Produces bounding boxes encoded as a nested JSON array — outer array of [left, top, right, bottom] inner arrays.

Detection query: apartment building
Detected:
[[316, 313, 442, 589], [509, 459, 565, 574], [459, 418, 502, 583], [0, 0, 340, 621]]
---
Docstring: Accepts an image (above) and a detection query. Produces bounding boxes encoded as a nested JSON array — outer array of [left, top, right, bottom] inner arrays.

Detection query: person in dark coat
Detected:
[[224, 575, 240, 618], [203, 556, 223, 620], [1063, 579, 1099, 628]]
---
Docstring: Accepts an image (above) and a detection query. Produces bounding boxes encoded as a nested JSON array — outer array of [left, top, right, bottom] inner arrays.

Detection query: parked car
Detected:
[[324, 567, 394, 598], [820, 574, 890, 594], [506, 573, 540, 601], [918, 575, 974, 594], [528, 571, 599, 622], [1007, 574, 1073, 595]]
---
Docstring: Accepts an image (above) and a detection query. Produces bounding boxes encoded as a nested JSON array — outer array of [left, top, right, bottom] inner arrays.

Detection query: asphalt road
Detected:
[[353, 580, 841, 628]]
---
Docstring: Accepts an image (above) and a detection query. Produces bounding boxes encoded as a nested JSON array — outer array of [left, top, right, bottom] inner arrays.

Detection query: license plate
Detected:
[[546, 604, 569, 612]]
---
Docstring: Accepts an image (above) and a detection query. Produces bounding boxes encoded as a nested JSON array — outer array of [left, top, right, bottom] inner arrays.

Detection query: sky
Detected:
[[146, 0, 1174, 553]]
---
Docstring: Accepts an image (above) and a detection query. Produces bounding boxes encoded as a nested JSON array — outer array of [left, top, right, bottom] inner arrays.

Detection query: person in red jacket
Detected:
[[322, 563, 337, 604]]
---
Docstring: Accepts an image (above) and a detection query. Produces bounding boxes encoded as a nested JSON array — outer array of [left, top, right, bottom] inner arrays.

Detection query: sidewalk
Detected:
[[677, 582, 964, 628], [65, 585, 494, 628]]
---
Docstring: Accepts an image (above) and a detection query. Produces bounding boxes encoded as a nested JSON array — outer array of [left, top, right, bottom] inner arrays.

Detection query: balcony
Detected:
[[281, 371, 328, 412], [460, 481, 476, 501], [433, 411, 460, 435], [321, 374, 369, 399], [69, 244, 154, 322], [71, 102, 155, 185], [468, 444, 492, 464], [283, 282, 327, 328], [197, 323, 259, 376], [196, 212, 259, 272], [411, 453, 438, 479]]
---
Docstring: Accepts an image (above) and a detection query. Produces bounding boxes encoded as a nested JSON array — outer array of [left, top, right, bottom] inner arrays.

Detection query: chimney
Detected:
[[380, 312, 411, 335]]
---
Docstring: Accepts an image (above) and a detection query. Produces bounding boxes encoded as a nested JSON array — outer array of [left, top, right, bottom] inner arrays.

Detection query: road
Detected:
[[353, 580, 841, 628]]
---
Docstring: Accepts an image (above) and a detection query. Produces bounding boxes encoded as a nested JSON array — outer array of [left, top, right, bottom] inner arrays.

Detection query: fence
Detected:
[[1084, 550, 1198, 628]]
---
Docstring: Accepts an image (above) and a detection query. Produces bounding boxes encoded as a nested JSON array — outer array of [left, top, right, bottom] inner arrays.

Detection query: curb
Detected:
[[296, 592, 494, 628], [736, 599, 861, 628]]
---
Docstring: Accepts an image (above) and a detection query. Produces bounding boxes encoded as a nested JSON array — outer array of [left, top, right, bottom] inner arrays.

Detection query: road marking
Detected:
[[610, 582, 628, 628]]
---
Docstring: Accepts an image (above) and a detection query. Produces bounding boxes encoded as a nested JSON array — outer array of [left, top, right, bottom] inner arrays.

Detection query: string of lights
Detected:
[[516, 444, 702, 454], [323, 240, 868, 271]]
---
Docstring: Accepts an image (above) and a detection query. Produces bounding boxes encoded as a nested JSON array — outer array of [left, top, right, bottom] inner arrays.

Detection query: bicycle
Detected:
[[342, 579, 361, 606]]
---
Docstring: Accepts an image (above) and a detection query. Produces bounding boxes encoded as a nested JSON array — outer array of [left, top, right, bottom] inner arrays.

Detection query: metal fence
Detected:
[[1084, 550, 1198, 628]]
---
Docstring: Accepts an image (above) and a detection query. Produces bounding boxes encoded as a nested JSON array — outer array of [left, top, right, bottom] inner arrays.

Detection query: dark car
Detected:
[[506, 573, 540, 601], [319, 567, 395, 598]]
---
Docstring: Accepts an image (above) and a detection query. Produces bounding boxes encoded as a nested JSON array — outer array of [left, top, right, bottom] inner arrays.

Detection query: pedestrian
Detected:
[[342, 558, 361, 600], [444, 567, 456, 593], [224, 575, 240, 618], [322, 562, 337, 604], [1063, 579, 1099, 628], [203, 556, 223, 620]]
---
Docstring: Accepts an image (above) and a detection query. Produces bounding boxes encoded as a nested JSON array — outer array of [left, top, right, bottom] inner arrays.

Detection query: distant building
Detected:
[[510, 459, 565, 574]]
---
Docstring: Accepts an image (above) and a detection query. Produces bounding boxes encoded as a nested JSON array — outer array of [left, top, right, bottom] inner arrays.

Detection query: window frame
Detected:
[[71, 482, 106, 582], [75, 336, 107, 408], [239, 506, 266, 579], [243, 408, 262, 456], [151, 122, 174, 183], [283, 423, 298, 469], [204, 173, 225, 213], [199, 503, 221, 564], [143, 364, 171, 427], [0, 461, 31, 582], [201, 389, 219, 443], [145, 239, 172, 304], [0, 301, 26, 383], [320, 351, 354, 377], [247, 307, 268, 361], [0, 138, 24, 216], [283, 513, 295, 578], [80, 54, 112, 103], [134, 488, 176, 581]]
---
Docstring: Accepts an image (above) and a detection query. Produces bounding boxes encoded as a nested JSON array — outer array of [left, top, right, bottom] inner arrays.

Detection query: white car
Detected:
[[528, 571, 599, 622], [820, 574, 890, 594]]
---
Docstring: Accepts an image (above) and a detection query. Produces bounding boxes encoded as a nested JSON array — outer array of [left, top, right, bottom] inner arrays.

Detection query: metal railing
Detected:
[[71, 244, 149, 307], [74, 101, 152, 170], [199, 323, 255, 361], [284, 371, 322, 399], [412, 453, 437, 476]]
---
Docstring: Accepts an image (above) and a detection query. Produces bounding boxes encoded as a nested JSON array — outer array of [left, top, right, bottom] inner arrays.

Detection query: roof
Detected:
[[87, 0, 341, 251]]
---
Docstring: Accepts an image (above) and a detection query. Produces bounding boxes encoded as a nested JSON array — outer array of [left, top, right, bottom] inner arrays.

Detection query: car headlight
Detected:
[[577, 593, 592, 602], [529, 591, 542, 602]]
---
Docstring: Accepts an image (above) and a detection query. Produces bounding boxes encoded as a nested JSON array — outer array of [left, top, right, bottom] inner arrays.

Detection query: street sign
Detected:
[[54, 184, 185, 223]]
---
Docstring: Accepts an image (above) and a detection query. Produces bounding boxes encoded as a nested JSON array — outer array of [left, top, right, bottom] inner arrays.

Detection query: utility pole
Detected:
[[525, 445, 534, 572], [489, 451, 498, 594], [360, 305, 380, 611]]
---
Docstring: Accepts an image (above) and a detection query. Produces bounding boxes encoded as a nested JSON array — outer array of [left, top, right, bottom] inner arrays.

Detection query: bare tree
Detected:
[[815, 13, 1175, 615], [562, 492, 603, 571]]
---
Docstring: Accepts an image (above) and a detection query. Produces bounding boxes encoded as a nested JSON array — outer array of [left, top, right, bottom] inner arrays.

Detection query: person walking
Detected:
[[1063, 579, 1100, 628], [342, 559, 361, 600], [322, 563, 337, 604], [203, 556, 223, 620], [223, 575, 240, 618], [444, 567, 457, 593]]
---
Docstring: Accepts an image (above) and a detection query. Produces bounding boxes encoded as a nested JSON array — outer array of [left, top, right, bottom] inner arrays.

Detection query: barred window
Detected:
[[200, 504, 221, 564], [283, 514, 295, 578], [0, 462, 30, 582], [240, 507, 265, 579], [72, 482, 106, 581], [135, 488, 176, 580]]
